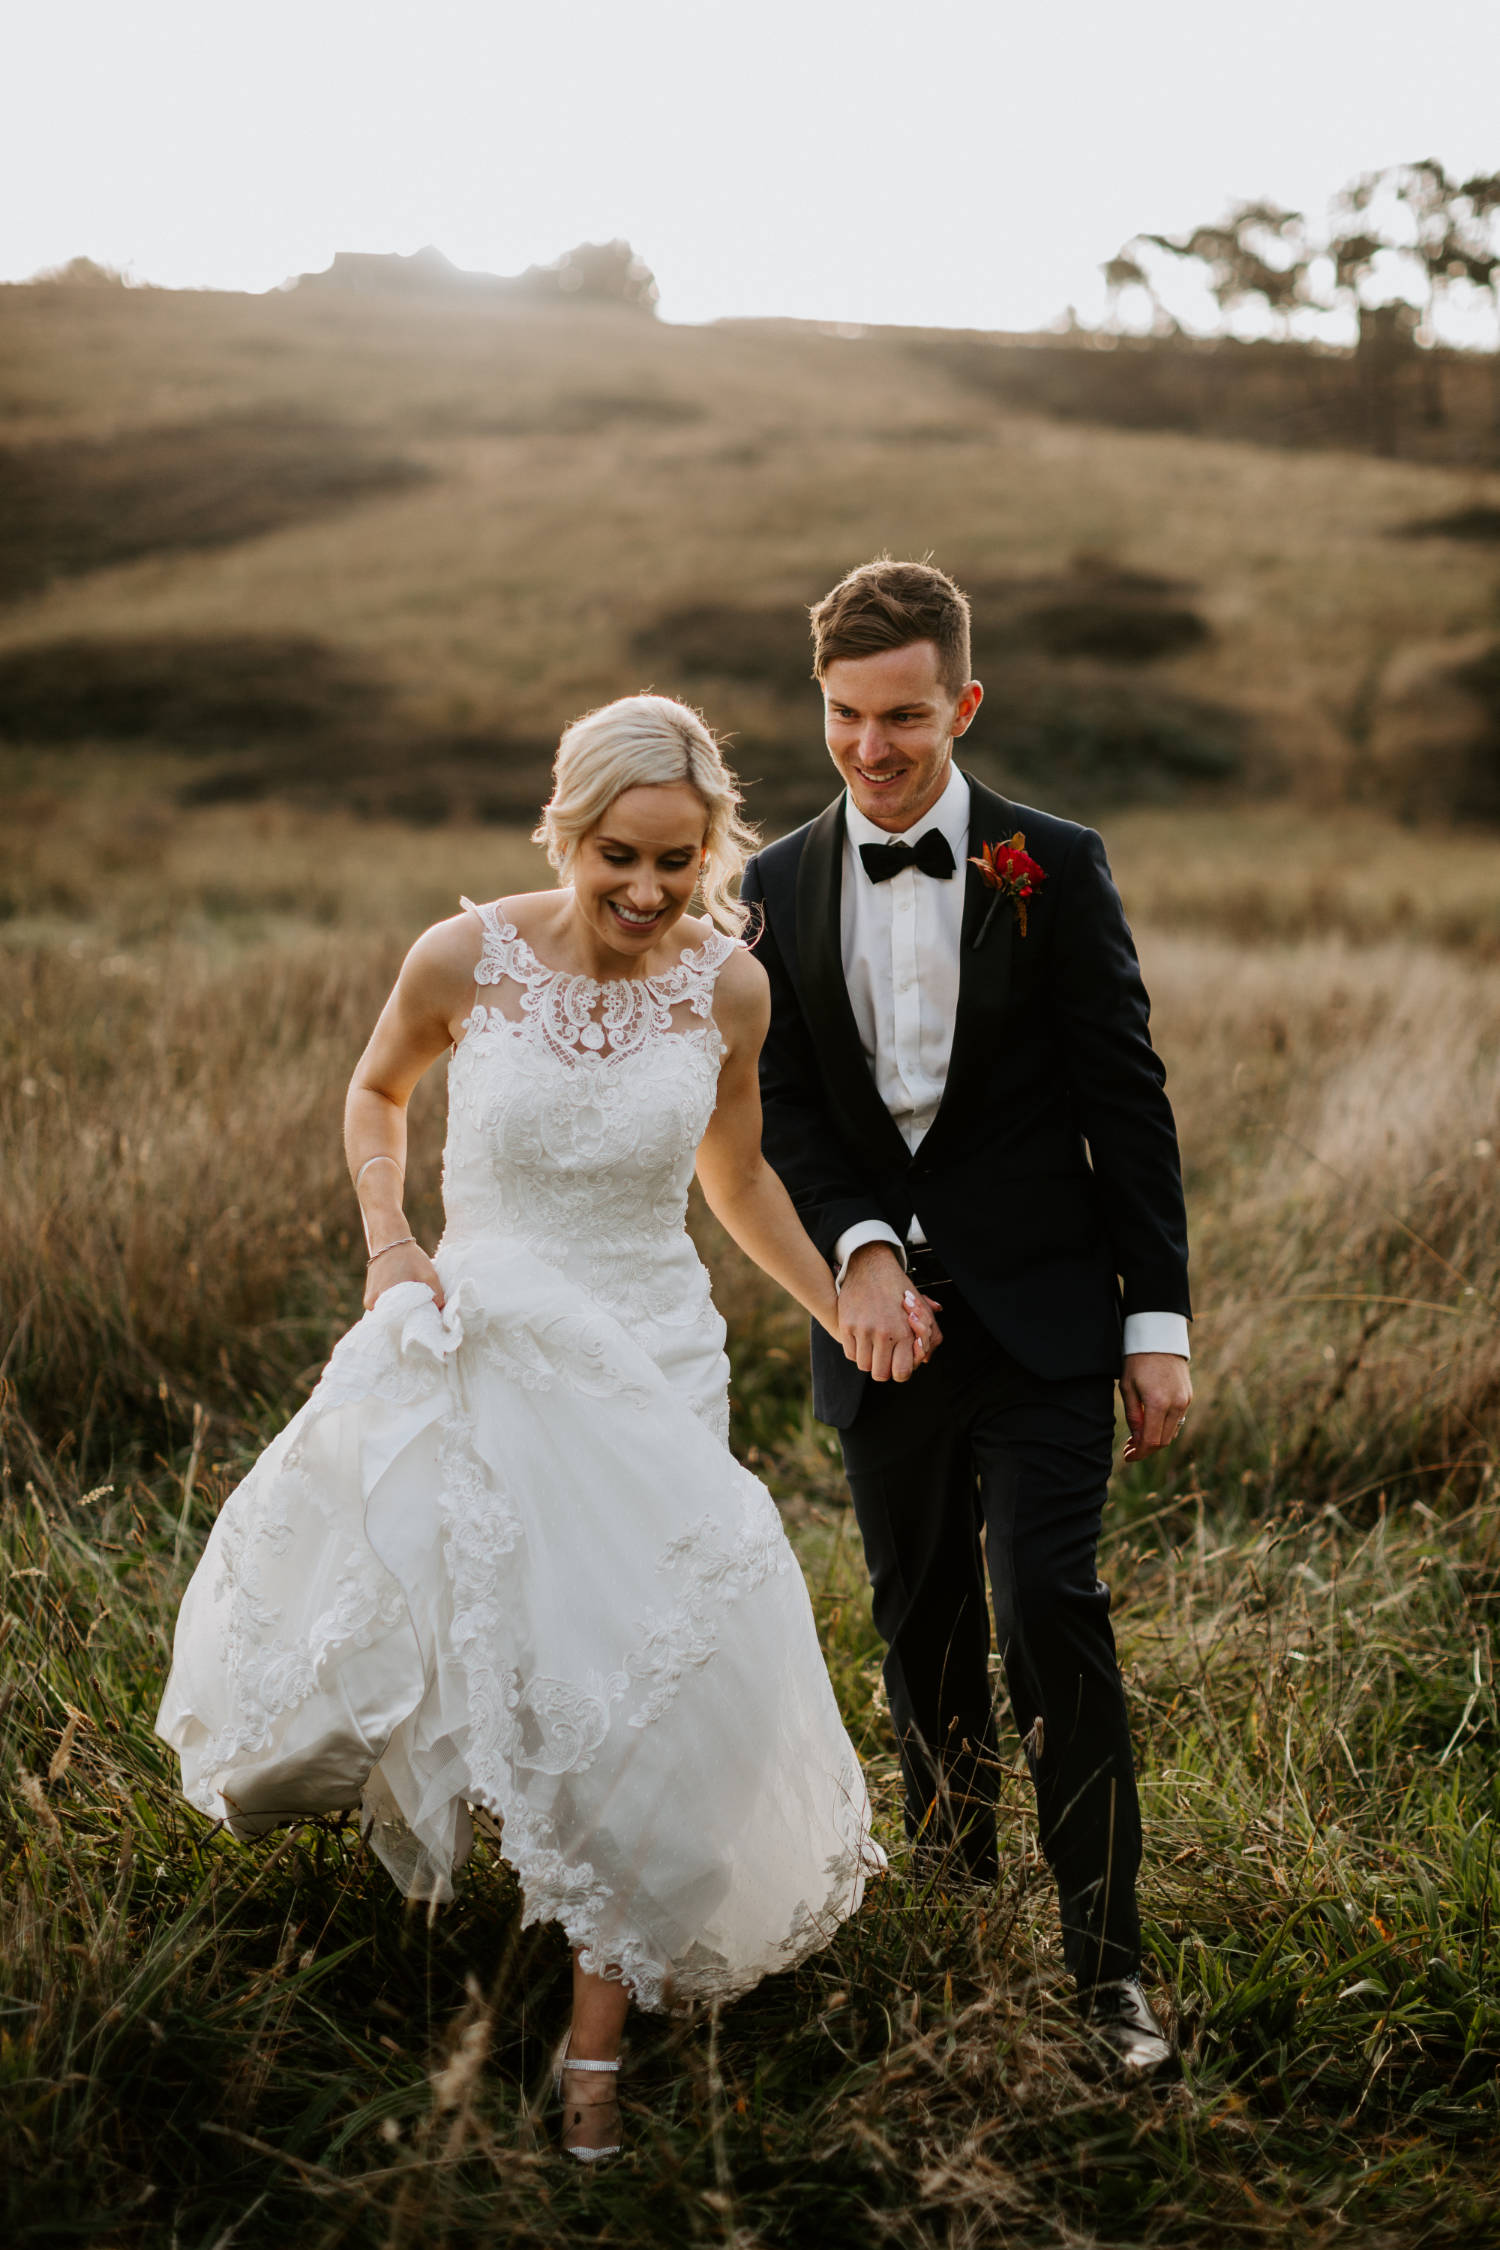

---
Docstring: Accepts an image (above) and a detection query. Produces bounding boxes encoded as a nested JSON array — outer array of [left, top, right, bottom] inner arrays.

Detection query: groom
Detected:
[[739, 559, 1192, 2073]]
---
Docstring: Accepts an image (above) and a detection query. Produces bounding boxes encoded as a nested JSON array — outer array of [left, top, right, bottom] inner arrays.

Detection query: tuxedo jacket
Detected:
[[738, 773, 1191, 1429]]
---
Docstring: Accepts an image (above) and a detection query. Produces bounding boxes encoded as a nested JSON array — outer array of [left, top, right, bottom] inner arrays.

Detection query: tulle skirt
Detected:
[[156, 1241, 881, 2008]]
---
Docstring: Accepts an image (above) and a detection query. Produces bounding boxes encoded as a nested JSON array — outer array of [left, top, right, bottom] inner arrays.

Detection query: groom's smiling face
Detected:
[[822, 641, 982, 834]]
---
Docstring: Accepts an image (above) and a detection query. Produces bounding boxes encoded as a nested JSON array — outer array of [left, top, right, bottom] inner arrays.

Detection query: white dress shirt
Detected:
[[830, 765, 1189, 1361]]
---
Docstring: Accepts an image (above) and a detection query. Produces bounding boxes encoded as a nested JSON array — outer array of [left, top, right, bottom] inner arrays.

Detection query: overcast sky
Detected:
[[4, 0, 1497, 331]]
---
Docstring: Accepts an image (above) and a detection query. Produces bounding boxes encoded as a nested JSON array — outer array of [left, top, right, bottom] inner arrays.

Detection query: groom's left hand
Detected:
[[1120, 1353, 1192, 1462]]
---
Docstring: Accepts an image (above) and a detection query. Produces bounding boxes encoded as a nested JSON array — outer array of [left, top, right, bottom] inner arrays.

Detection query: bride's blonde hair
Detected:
[[534, 694, 759, 936]]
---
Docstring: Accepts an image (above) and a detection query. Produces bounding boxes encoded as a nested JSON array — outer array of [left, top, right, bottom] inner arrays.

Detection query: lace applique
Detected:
[[458, 894, 735, 1064], [424, 1400, 645, 1966], [188, 1433, 408, 1783], [474, 1308, 657, 1410], [625, 1496, 793, 1729], [514, 1674, 626, 1775], [443, 895, 736, 1406]]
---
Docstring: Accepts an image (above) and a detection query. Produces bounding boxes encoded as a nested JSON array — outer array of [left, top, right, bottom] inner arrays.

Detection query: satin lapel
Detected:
[[794, 797, 914, 1175], [916, 774, 1017, 1171]]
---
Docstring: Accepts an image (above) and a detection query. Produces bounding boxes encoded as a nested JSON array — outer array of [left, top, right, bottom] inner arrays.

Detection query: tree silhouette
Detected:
[[1100, 250, 1158, 333], [1452, 172, 1500, 433], [1336, 164, 1445, 421], [1124, 165, 1500, 360], [1329, 161, 1500, 427], [1113, 162, 1500, 457], [1135, 201, 1313, 336]]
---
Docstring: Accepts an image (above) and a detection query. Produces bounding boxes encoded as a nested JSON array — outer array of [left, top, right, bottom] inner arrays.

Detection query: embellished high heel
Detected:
[[553, 2039, 623, 2163]]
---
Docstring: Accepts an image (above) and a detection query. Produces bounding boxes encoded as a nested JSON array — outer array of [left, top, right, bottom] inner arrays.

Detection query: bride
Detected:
[[157, 694, 934, 2160]]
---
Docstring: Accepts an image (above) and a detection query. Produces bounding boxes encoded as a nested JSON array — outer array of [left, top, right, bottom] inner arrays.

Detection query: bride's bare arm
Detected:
[[696, 948, 934, 1375], [344, 916, 474, 1310]]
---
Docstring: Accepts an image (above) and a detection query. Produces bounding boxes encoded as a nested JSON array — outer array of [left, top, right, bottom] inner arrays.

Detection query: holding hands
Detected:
[[837, 1248, 1194, 1465], [837, 1243, 942, 1383]]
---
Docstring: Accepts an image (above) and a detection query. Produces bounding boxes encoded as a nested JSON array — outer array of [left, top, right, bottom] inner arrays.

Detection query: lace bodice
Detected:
[[442, 898, 738, 1345]]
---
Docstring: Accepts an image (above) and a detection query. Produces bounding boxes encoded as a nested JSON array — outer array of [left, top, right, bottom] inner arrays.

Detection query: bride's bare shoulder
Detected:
[[491, 890, 567, 946], [707, 930, 769, 1032], [397, 906, 490, 1010], [406, 891, 555, 973]]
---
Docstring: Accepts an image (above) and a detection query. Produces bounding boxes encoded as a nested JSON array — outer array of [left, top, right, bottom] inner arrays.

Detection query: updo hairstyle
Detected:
[[533, 694, 758, 935]]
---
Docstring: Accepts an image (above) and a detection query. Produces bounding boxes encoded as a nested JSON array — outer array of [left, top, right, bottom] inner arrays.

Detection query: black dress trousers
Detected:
[[838, 1279, 1142, 1988]]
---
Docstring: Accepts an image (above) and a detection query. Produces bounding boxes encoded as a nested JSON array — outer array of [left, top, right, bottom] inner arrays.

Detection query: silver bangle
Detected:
[[366, 1234, 417, 1267], [355, 1153, 404, 1191]]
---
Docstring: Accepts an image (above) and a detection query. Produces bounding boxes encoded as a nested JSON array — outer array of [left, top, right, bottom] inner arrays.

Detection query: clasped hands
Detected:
[[838, 1246, 1193, 1459], [836, 1244, 941, 1384]]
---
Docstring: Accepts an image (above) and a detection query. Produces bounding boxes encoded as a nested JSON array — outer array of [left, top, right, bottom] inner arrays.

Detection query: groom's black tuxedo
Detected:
[[739, 774, 1191, 1426], [740, 771, 1191, 1987]]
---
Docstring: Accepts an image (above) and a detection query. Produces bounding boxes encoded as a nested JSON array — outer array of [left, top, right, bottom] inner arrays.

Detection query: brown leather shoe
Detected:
[[1078, 1977, 1176, 2078]]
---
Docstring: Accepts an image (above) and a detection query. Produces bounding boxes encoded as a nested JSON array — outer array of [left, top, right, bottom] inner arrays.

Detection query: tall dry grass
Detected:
[[0, 775, 550, 949], [708, 924, 1500, 1518], [1148, 932, 1500, 1506], [4, 1400, 1497, 2246], [3, 801, 1497, 1508], [3, 940, 401, 1446], [2, 799, 1498, 2243]]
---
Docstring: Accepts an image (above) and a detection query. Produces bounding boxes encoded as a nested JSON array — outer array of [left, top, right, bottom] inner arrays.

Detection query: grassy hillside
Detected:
[[3, 283, 1500, 2246], [3, 283, 1500, 826]]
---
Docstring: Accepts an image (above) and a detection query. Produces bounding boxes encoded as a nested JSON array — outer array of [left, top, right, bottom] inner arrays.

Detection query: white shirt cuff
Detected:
[[1123, 1311, 1190, 1359], [832, 1221, 907, 1290]]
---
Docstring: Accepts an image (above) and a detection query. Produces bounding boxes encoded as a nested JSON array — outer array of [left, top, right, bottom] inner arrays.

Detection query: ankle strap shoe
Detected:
[[553, 2040, 623, 2162]]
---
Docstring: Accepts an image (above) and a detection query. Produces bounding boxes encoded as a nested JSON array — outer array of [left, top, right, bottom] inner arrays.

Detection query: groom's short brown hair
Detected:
[[810, 558, 972, 698]]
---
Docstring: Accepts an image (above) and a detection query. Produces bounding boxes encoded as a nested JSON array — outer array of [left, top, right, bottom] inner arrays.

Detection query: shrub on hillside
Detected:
[[0, 413, 428, 603], [1368, 634, 1500, 823], [1393, 504, 1500, 544], [0, 634, 559, 823], [972, 666, 1247, 799], [0, 633, 386, 749]]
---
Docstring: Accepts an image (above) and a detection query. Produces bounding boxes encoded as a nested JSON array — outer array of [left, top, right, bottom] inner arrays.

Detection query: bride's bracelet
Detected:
[[366, 1234, 418, 1268]]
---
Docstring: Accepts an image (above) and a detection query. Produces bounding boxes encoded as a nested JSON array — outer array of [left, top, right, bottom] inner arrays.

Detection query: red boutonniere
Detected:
[[970, 832, 1047, 942]]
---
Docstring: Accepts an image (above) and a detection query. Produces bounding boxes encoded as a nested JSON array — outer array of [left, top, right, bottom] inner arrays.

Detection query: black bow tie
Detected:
[[857, 829, 957, 884]]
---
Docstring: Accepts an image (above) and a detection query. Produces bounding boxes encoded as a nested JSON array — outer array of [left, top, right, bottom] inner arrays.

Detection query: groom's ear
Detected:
[[951, 679, 984, 736]]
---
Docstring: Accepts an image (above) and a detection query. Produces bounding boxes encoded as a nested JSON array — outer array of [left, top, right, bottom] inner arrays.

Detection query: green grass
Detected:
[[4, 1409, 1498, 2248]]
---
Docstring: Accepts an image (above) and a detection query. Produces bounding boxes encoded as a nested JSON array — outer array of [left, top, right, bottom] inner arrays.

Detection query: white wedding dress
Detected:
[[157, 898, 881, 2008]]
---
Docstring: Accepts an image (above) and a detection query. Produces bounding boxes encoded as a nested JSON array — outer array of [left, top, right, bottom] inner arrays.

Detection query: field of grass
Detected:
[[5, 1426, 1499, 2248], [3, 276, 1500, 2244], [2, 781, 1498, 2246]]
